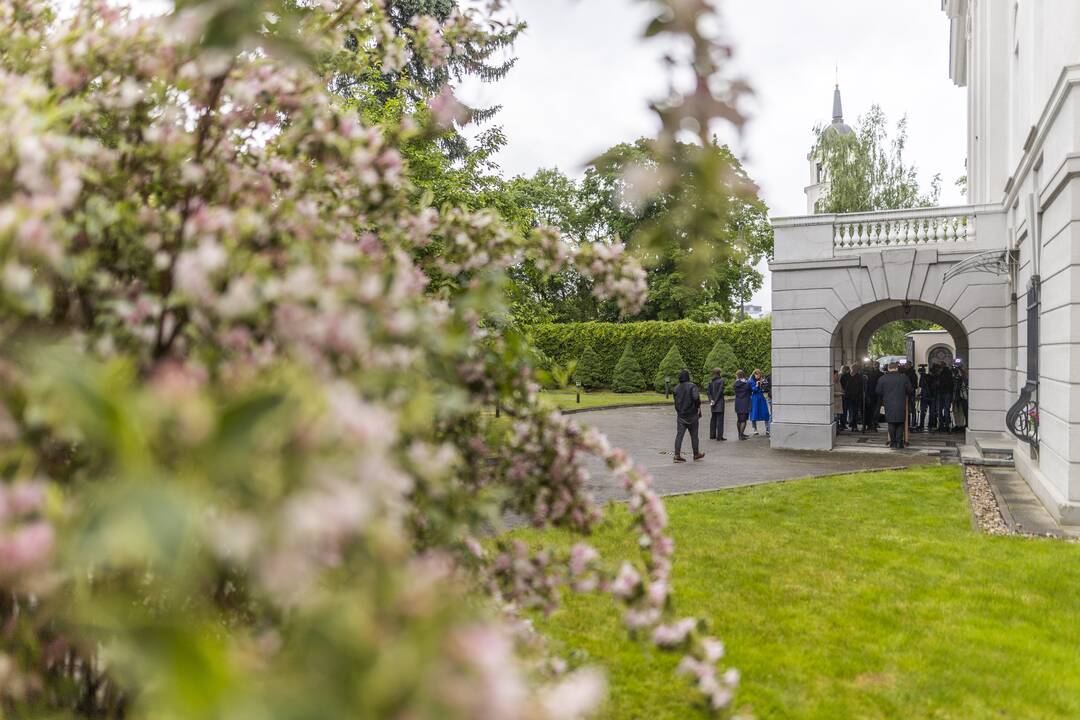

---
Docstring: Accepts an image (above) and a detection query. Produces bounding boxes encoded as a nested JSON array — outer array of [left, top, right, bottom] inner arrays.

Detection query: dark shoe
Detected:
[[673, 455, 686, 463], [719, 437, 727, 441], [693, 453, 705, 461], [739, 435, 747, 441]]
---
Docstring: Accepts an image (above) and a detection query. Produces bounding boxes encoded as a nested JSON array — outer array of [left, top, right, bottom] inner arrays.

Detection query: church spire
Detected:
[[827, 83, 854, 136]]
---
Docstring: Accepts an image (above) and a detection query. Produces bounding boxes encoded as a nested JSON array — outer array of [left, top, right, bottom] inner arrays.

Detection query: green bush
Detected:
[[529, 318, 770, 388], [574, 345, 607, 390], [653, 343, 688, 393], [611, 345, 646, 393], [702, 339, 739, 394]]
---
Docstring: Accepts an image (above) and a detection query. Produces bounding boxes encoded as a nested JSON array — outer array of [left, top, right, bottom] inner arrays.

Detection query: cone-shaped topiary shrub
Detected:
[[574, 344, 607, 390], [611, 345, 646, 393], [653, 343, 688, 392], [702, 339, 738, 391]]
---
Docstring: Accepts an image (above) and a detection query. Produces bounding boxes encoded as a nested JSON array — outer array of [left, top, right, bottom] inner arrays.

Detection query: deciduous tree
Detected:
[[814, 105, 941, 214]]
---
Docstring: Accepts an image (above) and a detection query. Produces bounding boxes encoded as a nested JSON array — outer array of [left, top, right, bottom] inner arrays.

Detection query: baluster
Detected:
[[944, 217, 956, 242], [854, 222, 865, 248], [934, 217, 946, 243]]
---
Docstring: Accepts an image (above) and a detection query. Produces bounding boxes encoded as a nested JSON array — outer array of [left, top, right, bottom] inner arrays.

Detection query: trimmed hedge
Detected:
[[611, 345, 646, 393], [574, 345, 606, 389], [652, 344, 688, 393], [530, 319, 771, 389], [702, 339, 739, 394]]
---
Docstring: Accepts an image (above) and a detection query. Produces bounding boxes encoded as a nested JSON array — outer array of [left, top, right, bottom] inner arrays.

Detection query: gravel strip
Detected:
[[964, 465, 1010, 536]]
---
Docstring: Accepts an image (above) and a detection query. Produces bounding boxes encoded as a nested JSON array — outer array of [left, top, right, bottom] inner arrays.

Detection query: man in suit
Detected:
[[706, 367, 726, 441], [877, 362, 915, 449], [917, 365, 932, 431], [843, 364, 864, 432], [861, 360, 882, 432], [673, 369, 705, 462], [902, 360, 919, 429], [937, 361, 955, 431]]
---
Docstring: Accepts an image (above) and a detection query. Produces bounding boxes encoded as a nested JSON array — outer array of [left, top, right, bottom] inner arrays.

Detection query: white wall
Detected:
[[962, 0, 1080, 522]]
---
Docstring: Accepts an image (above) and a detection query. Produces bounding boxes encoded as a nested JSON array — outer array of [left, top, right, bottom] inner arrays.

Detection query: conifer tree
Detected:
[[611, 345, 646, 393], [653, 343, 688, 392], [574, 345, 607, 390], [702, 339, 738, 390]]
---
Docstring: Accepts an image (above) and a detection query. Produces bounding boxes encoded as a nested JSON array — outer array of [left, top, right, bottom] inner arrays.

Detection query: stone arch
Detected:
[[828, 300, 969, 371], [852, 303, 969, 363], [770, 241, 1011, 449]]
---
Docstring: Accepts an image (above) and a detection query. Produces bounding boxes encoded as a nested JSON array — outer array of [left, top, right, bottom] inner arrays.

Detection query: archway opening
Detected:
[[831, 300, 971, 438], [830, 300, 970, 371], [867, 320, 960, 369]]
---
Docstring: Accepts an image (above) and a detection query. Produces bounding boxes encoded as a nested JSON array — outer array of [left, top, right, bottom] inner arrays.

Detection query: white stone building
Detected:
[[770, 1, 1080, 524], [906, 329, 957, 367]]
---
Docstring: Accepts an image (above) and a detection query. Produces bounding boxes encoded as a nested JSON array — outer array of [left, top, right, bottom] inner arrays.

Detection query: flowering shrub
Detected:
[[0, 0, 752, 717]]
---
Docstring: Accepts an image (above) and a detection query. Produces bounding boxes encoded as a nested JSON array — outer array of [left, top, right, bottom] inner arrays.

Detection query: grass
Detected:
[[539, 389, 670, 412], [517, 466, 1080, 719]]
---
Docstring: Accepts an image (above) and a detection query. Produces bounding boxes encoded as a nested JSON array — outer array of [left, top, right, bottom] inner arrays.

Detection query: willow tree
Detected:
[[814, 105, 941, 214]]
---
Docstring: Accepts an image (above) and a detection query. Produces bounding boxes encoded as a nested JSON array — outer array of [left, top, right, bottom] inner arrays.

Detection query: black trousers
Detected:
[[887, 422, 905, 447], [939, 391, 953, 430], [675, 416, 700, 456], [844, 397, 860, 429], [709, 410, 725, 439], [863, 398, 879, 429]]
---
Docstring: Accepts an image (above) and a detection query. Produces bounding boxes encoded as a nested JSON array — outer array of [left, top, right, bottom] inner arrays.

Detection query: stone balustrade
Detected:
[[832, 206, 976, 250]]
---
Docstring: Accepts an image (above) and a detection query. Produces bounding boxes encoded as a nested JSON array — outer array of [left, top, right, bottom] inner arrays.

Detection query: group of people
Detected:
[[833, 358, 969, 448], [672, 368, 771, 463]]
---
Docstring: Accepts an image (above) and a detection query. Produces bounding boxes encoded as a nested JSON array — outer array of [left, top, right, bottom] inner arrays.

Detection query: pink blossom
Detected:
[[538, 668, 606, 720], [429, 86, 470, 128], [5, 481, 46, 516], [609, 562, 641, 600], [652, 618, 695, 648], [0, 521, 54, 575]]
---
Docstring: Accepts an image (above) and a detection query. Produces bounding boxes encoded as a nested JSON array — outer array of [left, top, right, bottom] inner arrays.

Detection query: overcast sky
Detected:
[[458, 0, 969, 311]]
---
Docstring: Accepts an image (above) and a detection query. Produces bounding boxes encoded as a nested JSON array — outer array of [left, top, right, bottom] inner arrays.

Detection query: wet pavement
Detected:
[[573, 403, 938, 503]]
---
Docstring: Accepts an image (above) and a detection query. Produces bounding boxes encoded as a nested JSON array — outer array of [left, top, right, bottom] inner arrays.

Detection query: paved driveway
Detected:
[[573, 403, 936, 503]]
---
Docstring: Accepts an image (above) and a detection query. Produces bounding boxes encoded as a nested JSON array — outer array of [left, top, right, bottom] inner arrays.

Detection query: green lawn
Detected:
[[519, 466, 1080, 719], [539, 389, 670, 412]]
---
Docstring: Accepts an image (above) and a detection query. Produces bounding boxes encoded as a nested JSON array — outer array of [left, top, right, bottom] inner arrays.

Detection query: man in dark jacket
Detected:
[[842, 365, 864, 431], [862, 361, 882, 432], [732, 370, 752, 440], [877, 362, 915, 449], [902, 360, 918, 429], [917, 365, 932, 431], [673, 369, 705, 462], [937, 363, 955, 431], [926, 364, 942, 431], [706, 368, 726, 441]]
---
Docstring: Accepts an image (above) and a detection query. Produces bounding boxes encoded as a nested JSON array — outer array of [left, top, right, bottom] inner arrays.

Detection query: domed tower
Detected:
[[805, 84, 855, 213]]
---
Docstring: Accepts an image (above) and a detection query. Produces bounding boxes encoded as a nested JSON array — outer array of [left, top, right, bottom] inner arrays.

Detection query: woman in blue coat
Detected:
[[749, 368, 771, 437]]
